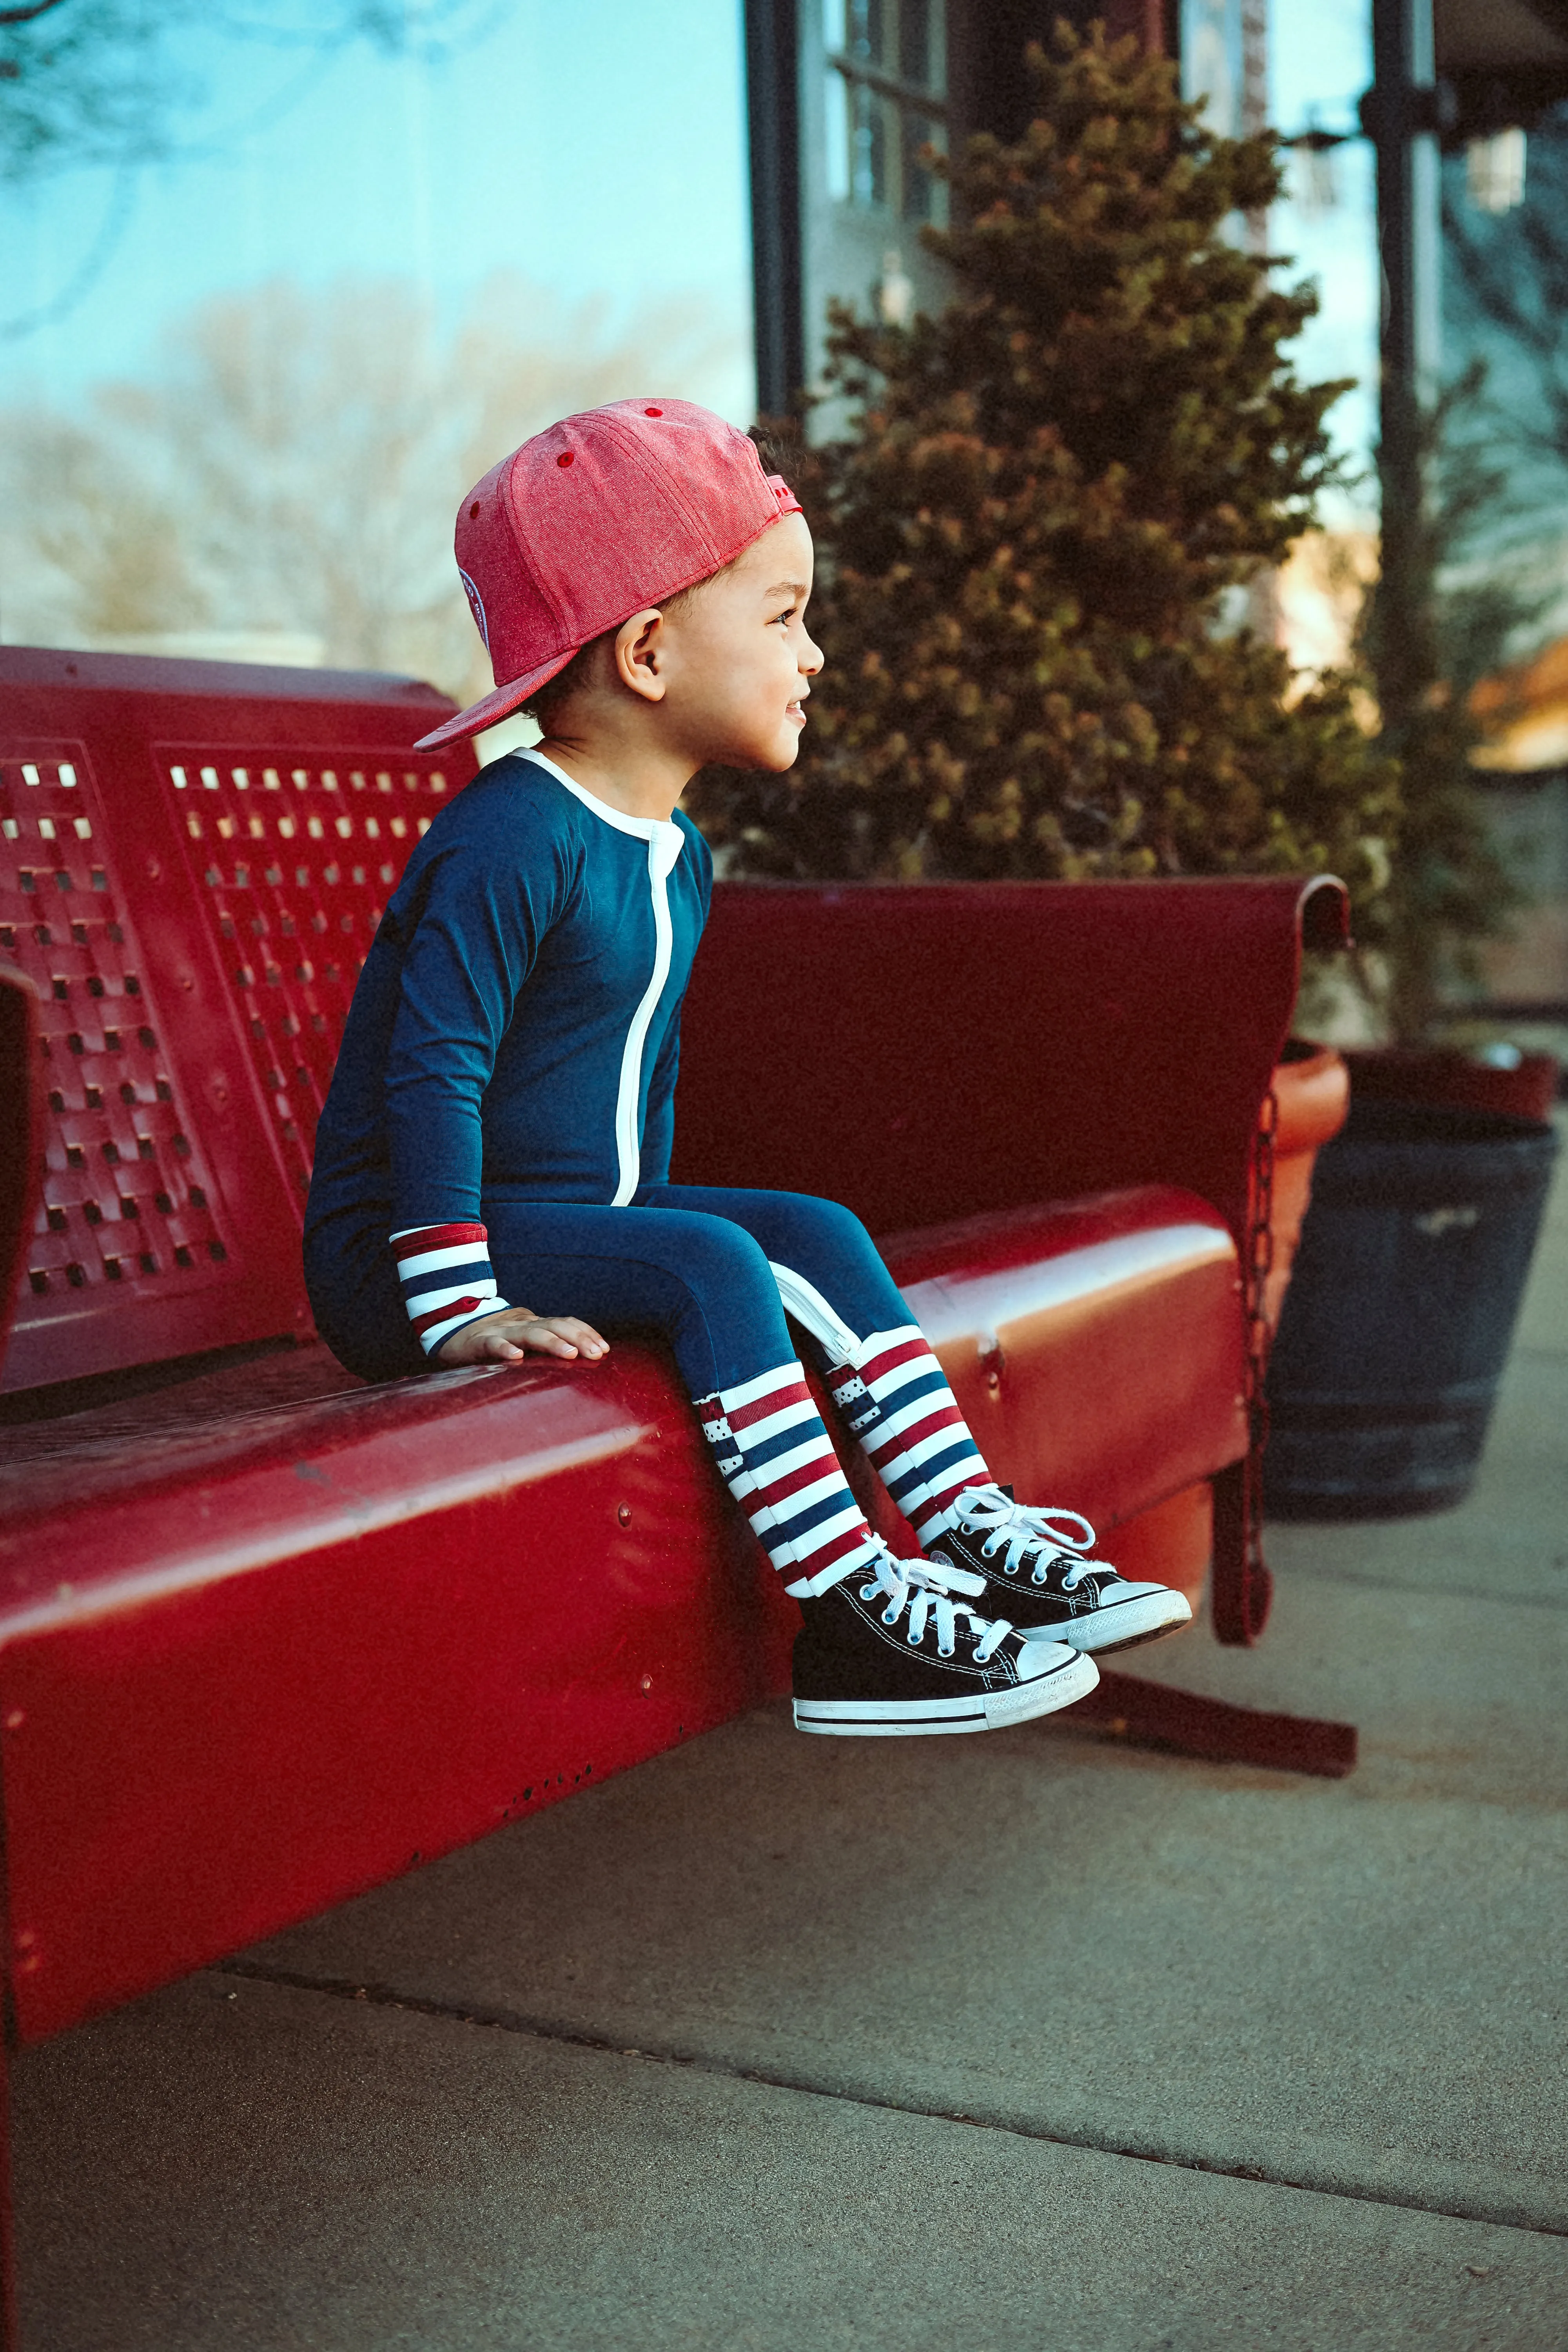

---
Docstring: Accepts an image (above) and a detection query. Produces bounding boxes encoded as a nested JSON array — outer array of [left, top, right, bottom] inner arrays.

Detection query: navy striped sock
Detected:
[[695, 1360, 881, 1596], [829, 1325, 991, 1546]]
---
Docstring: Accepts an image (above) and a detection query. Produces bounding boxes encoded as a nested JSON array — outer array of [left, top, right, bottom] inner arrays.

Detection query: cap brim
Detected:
[[413, 646, 580, 752]]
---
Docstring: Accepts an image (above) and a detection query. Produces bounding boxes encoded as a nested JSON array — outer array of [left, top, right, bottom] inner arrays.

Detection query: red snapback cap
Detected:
[[415, 397, 802, 751]]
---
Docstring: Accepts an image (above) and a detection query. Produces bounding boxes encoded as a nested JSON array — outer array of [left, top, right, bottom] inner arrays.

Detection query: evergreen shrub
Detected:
[[691, 23, 1400, 956]]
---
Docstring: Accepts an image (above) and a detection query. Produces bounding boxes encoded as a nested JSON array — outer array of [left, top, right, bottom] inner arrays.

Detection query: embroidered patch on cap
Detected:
[[458, 568, 489, 651]]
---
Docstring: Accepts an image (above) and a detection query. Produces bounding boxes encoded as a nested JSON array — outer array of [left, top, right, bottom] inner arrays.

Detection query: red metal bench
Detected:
[[0, 648, 1352, 2347]]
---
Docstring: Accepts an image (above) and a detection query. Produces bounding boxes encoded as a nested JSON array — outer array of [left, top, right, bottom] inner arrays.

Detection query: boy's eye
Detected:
[[773, 606, 796, 626]]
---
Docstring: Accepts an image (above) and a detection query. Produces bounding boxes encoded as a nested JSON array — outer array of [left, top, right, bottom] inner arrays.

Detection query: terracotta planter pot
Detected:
[[1343, 1045, 1560, 1125]]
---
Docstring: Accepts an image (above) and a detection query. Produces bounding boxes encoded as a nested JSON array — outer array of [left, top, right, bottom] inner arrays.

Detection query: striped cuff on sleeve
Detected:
[[390, 1222, 512, 1357]]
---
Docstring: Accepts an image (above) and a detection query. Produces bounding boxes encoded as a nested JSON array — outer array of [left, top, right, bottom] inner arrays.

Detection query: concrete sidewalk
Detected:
[[15, 1143, 1568, 2350]]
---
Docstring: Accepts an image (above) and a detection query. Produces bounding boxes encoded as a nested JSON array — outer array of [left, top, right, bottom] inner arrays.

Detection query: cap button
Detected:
[[557, 451, 574, 468], [644, 406, 663, 417]]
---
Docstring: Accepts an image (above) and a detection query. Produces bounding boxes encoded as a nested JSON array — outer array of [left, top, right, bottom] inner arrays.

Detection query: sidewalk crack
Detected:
[[214, 1957, 1568, 2243]]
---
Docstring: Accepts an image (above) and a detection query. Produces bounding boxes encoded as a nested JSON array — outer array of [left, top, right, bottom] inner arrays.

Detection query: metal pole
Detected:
[[1369, 0, 1441, 627], [743, 0, 805, 420]]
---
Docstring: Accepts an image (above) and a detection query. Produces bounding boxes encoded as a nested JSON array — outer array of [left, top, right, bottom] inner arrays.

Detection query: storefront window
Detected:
[[823, 0, 948, 227]]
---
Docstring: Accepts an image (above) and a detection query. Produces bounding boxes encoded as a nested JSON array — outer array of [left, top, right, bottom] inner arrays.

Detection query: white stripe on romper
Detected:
[[517, 750, 684, 1209]]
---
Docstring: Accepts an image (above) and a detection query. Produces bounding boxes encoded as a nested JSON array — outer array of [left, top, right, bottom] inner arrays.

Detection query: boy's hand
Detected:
[[435, 1309, 609, 1367]]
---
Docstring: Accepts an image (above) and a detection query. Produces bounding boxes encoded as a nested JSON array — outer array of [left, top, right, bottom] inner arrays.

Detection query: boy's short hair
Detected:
[[415, 401, 800, 753]]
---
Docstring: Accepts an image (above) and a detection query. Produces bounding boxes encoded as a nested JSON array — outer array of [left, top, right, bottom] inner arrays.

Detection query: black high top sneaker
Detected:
[[790, 1544, 1098, 1737], [926, 1487, 1193, 1655]]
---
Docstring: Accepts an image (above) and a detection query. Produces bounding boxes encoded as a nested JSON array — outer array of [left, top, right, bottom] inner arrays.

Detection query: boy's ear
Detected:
[[614, 608, 668, 703]]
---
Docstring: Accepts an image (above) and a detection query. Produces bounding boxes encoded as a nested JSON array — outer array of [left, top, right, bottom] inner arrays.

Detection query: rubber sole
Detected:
[[1055, 1590, 1194, 1655], [793, 1648, 1099, 1738]]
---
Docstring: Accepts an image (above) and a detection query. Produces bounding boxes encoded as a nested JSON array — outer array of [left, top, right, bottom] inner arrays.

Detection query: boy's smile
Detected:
[[653, 509, 822, 774]]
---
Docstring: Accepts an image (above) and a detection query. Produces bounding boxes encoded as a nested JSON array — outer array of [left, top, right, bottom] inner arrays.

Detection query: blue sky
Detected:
[[0, 0, 756, 419]]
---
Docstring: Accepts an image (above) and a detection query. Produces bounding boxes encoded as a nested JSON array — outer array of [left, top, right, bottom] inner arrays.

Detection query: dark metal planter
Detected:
[[1264, 1096, 1560, 1518]]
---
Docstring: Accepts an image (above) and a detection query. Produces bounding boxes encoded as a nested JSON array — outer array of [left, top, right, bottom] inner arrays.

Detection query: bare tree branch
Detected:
[[0, 1, 495, 188]]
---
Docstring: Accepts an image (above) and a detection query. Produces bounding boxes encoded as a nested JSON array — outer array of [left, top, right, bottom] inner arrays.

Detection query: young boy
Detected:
[[304, 398, 1191, 1738]]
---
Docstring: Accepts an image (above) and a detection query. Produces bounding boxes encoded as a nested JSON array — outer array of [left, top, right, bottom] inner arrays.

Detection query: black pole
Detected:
[[1368, 0, 1440, 626], [743, 0, 804, 420]]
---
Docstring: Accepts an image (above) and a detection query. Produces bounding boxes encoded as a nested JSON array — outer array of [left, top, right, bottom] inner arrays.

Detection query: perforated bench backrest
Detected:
[[0, 649, 475, 1392]]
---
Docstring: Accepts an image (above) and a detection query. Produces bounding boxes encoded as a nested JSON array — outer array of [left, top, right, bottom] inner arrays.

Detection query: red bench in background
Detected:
[[0, 647, 1352, 2349]]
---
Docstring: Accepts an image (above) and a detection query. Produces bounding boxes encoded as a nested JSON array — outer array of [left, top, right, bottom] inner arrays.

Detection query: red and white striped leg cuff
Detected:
[[829, 1324, 991, 1544], [695, 1359, 879, 1591]]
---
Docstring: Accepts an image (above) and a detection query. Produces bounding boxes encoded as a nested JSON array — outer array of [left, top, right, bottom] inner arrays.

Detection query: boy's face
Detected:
[[657, 511, 822, 772]]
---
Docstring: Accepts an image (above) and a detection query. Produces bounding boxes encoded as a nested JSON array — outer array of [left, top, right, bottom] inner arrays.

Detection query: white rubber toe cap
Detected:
[[1062, 1586, 1193, 1653], [1013, 1635, 1089, 1682]]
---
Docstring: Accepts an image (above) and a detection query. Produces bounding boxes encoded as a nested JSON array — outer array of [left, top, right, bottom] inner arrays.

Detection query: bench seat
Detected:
[[0, 651, 1353, 2349], [0, 1179, 1238, 2043], [0, 652, 1346, 2042]]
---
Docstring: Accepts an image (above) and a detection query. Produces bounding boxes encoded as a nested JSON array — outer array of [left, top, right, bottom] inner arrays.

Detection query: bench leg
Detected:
[[1062, 1463, 1357, 1777], [0, 1755, 17, 2352], [1209, 1457, 1273, 1644]]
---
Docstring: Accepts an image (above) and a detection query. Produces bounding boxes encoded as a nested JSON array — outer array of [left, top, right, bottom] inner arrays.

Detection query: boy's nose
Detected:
[[801, 633, 824, 675]]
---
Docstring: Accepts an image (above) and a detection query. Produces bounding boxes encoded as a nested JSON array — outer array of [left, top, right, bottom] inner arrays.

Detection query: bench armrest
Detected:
[[672, 875, 1348, 1245]]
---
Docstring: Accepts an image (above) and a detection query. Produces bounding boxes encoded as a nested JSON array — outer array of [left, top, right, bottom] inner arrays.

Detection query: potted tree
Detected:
[[694, 28, 1396, 909], [1264, 404, 1561, 1515], [691, 23, 1387, 1340], [688, 23, 1559, 1521]]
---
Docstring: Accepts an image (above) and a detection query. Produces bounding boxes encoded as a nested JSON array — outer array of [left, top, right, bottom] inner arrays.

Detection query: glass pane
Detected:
[[825, 67, 851, 202], [899, 0, 928, 88], [822, 0, 848, 53], [900, 0, 946, 93], [930, 0, 949, 96], [1181, 0, 1242, 137], [849, 0, 889, 73], [850, 81, 890, 209]]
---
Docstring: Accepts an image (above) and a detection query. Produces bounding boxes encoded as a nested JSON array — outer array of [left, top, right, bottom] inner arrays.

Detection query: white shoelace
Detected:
[[857, 1541, 1014, 1664], [954, 1485, 1118, 1590]]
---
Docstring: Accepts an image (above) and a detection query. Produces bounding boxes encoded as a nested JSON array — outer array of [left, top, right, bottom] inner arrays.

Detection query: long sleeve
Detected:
[[639, 817, 711, 1186], [305, 757, 712, 1361], [381, 800, 575, 1352], [383, 806, 573, 1229]]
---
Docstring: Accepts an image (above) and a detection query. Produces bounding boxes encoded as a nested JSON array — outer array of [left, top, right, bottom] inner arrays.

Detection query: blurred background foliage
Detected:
[[0, 2, 500, 186]]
